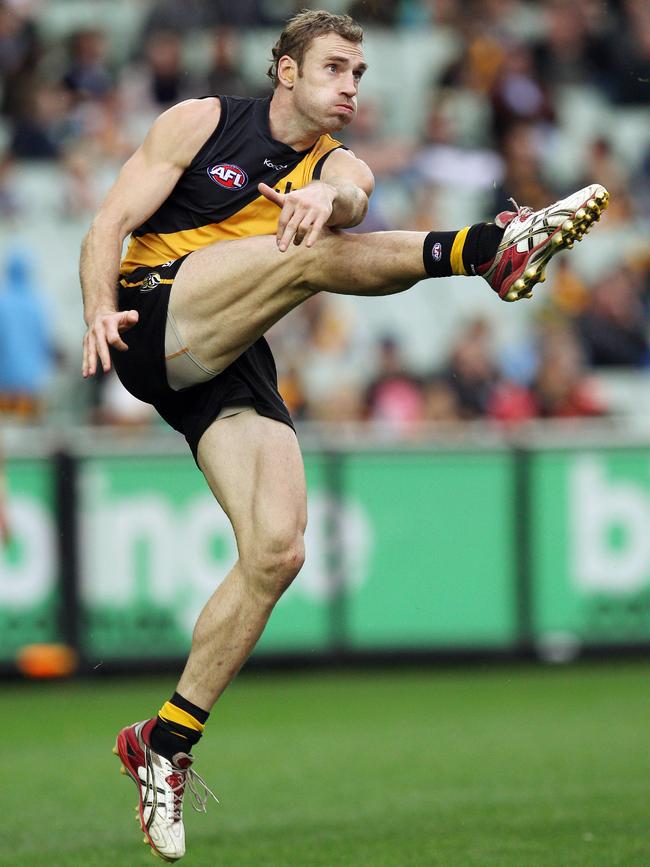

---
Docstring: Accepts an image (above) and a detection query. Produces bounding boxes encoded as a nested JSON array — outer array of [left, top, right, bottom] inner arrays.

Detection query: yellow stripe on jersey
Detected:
[[120, 134, 342, 274]]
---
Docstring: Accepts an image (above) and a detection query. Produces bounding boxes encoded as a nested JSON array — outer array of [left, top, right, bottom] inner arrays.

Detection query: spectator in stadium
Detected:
[[140, 0, 269, 31], [532, 1, 614, 91], [546, 257, 590, 317], [413, 103, 503, 196], [202, 29, 251, 98], [531, 322, 605, 418], [492, 120, 553, 214], [269, 293, 370, 422], [576, 266, 649, 368], [575, 136, 636, 225], [421, 374, 462, 425], [364, 335, 424, 436], [62, 29, 114, 104], [0, 247, 54, 419], [121, 31, 196, 118], [348, 0, 399, 26], [488, 40, 556, 146], [0, 151, 19, 218], [611, 3, 650, 105], [445, 318, 500, 418], [9, 83, 73, 159], [0, 0, 41, 120], [342, 98, 414, 182], [487, 377, 537, 424], [438, 31, 505, 99]]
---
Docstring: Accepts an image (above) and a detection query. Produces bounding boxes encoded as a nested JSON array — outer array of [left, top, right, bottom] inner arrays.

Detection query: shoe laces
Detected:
[[508, 197, 533, 219], [166, 766, 220, 822]]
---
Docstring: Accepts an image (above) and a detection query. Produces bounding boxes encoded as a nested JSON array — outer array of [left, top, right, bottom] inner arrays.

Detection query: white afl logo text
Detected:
[[207, 164, 248, 190]]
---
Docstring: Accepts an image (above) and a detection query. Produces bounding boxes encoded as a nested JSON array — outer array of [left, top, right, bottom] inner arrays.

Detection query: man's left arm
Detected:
[[319, 147, 375, 229], [258, 148, 375, 251]]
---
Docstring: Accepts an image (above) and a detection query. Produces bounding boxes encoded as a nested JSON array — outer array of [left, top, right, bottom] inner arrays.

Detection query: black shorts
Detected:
[[112, 256, 294, 462]]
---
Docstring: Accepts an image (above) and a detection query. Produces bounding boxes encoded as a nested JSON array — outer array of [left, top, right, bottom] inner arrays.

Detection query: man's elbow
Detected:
[[88, 210, 130, 244], [347, 188, 369, 227]]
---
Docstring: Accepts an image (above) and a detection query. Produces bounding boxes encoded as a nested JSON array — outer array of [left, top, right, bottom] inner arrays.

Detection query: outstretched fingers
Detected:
[[82, 309, 139, 377], [304, 214, 328, 248], [105, 310, 139, 351], [278, 206, 304, 251], [258, 181, 332, 251], [258, 183, 285, 208], [279, 205, 325, 252]]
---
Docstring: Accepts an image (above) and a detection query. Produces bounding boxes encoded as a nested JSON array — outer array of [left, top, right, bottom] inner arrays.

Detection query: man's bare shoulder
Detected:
[[149, 98, 222, 167], [162, 97, 221, 126]]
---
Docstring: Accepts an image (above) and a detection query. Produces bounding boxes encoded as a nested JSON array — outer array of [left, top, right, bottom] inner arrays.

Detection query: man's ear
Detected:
[[278, 55, 297, 88]]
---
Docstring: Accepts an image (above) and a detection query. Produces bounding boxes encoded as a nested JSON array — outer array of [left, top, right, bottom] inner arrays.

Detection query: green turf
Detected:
[[5, 662, 650, 866]]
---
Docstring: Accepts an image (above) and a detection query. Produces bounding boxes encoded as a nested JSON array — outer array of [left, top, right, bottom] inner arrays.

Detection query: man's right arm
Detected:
[[81, 97, 221, 377]]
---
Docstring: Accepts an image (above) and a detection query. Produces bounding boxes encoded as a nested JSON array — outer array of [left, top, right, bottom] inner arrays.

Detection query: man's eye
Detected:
[[328, 64, 338, 72]]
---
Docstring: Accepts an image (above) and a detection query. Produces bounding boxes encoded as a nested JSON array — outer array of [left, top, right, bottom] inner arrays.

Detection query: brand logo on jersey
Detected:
[[432, 242, 442, 261], [264, 158, 288, 172], [141, 272, 161, 292], [207, 164, 248, 190]]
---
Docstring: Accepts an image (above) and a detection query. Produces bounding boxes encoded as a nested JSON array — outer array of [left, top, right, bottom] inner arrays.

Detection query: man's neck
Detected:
[[268, 91, 321, 152]]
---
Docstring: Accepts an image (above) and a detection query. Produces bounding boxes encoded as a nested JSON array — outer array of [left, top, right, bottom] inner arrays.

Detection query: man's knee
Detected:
[[241, 526, 305, 603]]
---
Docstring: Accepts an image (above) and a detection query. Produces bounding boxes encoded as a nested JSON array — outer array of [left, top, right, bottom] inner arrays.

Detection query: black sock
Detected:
[[422, 230, 461, 278], [461, 223, 504, 275], [149, 691, 210, 761]]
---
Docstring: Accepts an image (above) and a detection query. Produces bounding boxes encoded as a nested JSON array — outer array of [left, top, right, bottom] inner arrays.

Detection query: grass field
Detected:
[[5, 662, 650, 866]]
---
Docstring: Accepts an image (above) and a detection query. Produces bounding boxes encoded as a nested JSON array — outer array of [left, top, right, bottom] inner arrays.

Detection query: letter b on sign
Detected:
[[571, 457, 650, 593]]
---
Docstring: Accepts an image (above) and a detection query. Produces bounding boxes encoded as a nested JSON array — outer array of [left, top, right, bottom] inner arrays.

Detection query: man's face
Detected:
[[289, 33, 367, 132]]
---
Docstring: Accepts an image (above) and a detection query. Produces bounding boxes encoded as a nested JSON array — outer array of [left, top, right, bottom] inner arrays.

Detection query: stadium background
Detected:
[[2, 1, 650, 865]]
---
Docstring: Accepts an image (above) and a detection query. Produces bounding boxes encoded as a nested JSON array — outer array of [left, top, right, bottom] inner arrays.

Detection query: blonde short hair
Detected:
[[268, 9, 363, 88]]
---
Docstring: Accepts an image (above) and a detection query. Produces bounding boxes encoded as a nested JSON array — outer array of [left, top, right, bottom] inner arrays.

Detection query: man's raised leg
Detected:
[[168, 184, 609, 378]]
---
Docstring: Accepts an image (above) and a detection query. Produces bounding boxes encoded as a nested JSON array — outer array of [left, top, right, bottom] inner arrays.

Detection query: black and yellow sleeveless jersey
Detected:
[[120, 95, 344, 275]]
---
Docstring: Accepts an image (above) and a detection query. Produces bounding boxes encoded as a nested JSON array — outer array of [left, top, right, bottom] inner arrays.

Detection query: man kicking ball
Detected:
[[80, 9, 608, 861]]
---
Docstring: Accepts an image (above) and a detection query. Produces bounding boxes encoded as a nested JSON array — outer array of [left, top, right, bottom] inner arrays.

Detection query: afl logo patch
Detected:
[[432, 242, 442, 262], [207, 163, 248, 190]]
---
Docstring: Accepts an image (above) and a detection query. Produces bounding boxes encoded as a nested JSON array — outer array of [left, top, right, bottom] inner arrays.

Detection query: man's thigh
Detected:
[[168, 235, 317, 374], [197, 409, 307, 552]]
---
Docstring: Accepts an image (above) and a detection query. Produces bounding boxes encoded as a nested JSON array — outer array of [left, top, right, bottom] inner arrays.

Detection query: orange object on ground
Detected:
[[16, 643, 79, 678]]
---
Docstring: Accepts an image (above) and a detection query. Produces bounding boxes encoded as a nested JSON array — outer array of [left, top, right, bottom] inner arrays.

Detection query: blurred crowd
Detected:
[[0, 0, 648, 433]]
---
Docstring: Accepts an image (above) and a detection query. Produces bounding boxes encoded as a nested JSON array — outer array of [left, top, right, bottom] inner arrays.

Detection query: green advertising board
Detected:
[[530, 449, 650, 644], [0, 459, 60, 660], [77, 449, 519, 661], [341, 452, 518, 648], [7, 442, 650, 667], [78, 454, 335, 660]]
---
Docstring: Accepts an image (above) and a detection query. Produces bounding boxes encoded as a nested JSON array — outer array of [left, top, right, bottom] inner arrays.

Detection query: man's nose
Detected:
[[340, 73, 357, 97]]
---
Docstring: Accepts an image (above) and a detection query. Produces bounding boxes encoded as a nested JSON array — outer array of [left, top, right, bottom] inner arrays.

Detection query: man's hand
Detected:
[[259, 181, 336, 252], [82, 309, 139, 377]]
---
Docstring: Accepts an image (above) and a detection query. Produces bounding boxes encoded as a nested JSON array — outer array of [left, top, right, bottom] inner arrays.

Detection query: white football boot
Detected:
[[113, 718, 218, 862], [480, 183, 609, 301]]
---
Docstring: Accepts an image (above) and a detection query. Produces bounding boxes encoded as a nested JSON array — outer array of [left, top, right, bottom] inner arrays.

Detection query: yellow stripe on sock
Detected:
[[450, 226, 470, 276], [159, 701, 206, 734]]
